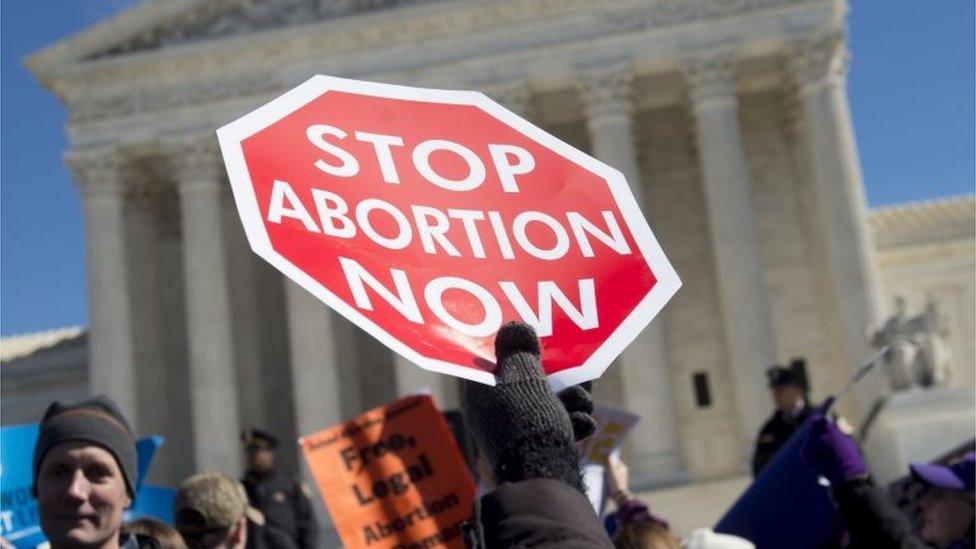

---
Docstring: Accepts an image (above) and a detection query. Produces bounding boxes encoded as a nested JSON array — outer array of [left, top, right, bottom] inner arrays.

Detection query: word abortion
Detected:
[[268, 180, 632, 262]]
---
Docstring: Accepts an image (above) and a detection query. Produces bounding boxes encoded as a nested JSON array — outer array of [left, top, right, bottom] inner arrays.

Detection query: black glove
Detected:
[[558, 384, 596, 442], [462, 322, 585, 492]]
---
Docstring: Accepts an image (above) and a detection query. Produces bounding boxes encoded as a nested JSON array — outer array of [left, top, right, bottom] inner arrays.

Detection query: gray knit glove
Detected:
[[462, 321, 585, 492]]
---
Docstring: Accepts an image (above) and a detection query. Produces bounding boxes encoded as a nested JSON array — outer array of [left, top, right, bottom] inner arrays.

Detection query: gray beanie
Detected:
[[32, 395, 137, 498]]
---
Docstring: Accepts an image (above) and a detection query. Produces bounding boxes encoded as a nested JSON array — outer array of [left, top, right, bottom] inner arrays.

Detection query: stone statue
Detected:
[[867, 296, 952, 391]]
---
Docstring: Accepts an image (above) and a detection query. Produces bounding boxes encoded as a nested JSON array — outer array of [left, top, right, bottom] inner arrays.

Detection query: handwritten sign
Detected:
[[578, 405, 640, 514], [299, 395, 475, 548], [579, 404, 641, 465]]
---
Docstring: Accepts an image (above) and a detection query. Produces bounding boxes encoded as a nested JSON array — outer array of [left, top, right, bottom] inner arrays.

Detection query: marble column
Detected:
[[578, 65, 684, 484], [124, 173, 184, 485], [283, 281, 343, 545], [684, 53, 778, 450], [285, 281, 344, 438], [393, 353, 459, 410], [221, 194, 268, 432], [789, 33, 885, 414], [172, 136, 241, 475], [67, 149, 138, 427]]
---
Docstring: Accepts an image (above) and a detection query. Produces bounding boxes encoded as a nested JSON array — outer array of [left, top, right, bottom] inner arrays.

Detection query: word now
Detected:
[[268, 179, 632, 261], [339, 256, 597, 338]]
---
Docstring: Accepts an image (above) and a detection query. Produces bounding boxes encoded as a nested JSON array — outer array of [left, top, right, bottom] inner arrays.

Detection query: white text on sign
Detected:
[[265, 124, 637, 339]]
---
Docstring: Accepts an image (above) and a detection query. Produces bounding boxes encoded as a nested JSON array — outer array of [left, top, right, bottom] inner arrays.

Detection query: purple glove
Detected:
[[800, 413, 869, 486]]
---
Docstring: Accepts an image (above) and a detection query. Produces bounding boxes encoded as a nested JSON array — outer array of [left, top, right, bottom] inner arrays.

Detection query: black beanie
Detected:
[[32, 396, 137, 498]]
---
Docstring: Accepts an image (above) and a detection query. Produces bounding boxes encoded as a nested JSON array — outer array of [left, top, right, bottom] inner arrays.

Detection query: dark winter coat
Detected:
[[242, 470, 318, 549], [466, 478, 614, 548], [752, 405, 811, 476]]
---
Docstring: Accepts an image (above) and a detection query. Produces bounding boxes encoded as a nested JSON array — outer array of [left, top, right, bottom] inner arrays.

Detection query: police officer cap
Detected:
[[766, 365, 803, 388], [241, 428, 279, 450]]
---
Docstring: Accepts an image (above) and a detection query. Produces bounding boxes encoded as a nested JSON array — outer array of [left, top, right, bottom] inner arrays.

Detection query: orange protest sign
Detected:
[[299, 395, 476, 549]]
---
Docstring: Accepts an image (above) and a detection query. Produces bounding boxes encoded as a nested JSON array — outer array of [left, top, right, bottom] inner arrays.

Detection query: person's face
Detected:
[[919, 486, 974, 547], [246, 447, 274, 472], [37, 441, 130, 549], [771, 385, 804, 412]]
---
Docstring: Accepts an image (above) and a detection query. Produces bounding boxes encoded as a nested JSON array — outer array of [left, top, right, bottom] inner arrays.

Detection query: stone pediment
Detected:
[[25, 0, 835, 126], [35, 0, 824, 70], [26, 0, 444, 76], [88, 0, 442, 60]]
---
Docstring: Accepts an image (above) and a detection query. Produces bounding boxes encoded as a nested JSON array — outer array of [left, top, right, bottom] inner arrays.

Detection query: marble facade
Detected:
[[19, 0, 965, 488]]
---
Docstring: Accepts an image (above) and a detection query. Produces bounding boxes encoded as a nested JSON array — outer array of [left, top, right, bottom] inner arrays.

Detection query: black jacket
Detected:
[[835, 478, 974, 549], [468, 478, 613, 548], [242, 470, 318, 549], [752, 405, 811, 476]]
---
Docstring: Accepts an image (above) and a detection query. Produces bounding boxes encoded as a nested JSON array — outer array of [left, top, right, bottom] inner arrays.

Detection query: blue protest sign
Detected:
[[134, 436, 164, 495], [714, 418, 841, 548], [125, 485, 176, 525], [0, 423, 165, 548], [0, 424, 44, 548]]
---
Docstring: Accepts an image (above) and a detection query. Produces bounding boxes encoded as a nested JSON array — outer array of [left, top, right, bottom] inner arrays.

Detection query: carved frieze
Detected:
[[91, 0, 817, 63], [60, 0, 828, 125], [89, 0, 445, 60], [69, 70, 280, 123]]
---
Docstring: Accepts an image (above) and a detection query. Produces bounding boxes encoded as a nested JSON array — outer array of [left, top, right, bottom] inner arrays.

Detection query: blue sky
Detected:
[[1, 1, 973, 336]]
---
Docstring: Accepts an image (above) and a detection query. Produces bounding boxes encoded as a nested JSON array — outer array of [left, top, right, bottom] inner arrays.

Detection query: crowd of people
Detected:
[[13, 322, 976, 548]]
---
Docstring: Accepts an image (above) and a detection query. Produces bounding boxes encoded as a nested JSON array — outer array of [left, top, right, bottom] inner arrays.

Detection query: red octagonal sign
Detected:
[[217, 75, 680, 387]]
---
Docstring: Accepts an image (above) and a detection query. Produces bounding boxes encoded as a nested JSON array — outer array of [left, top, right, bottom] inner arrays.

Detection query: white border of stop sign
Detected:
[[217, 75, 680, 388]]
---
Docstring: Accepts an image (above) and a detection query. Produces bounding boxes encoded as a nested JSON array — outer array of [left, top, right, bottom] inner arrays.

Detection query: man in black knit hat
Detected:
[[32, 395, 156, 549], [462, 321, 612, 548]]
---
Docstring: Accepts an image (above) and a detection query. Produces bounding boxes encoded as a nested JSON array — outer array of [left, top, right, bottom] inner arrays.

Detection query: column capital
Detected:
[[683, 51, 737, 108], [65, 148, 127, 200], [788, 30, 849, 91], [576, 64, 634, 125], [485, 80, 534, 119], [167, 134, 225, 191]]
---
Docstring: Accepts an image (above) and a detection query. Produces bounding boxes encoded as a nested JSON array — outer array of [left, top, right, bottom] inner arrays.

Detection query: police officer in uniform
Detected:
[[751, 361, 812, 477], [241, 429, 318, 549]]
